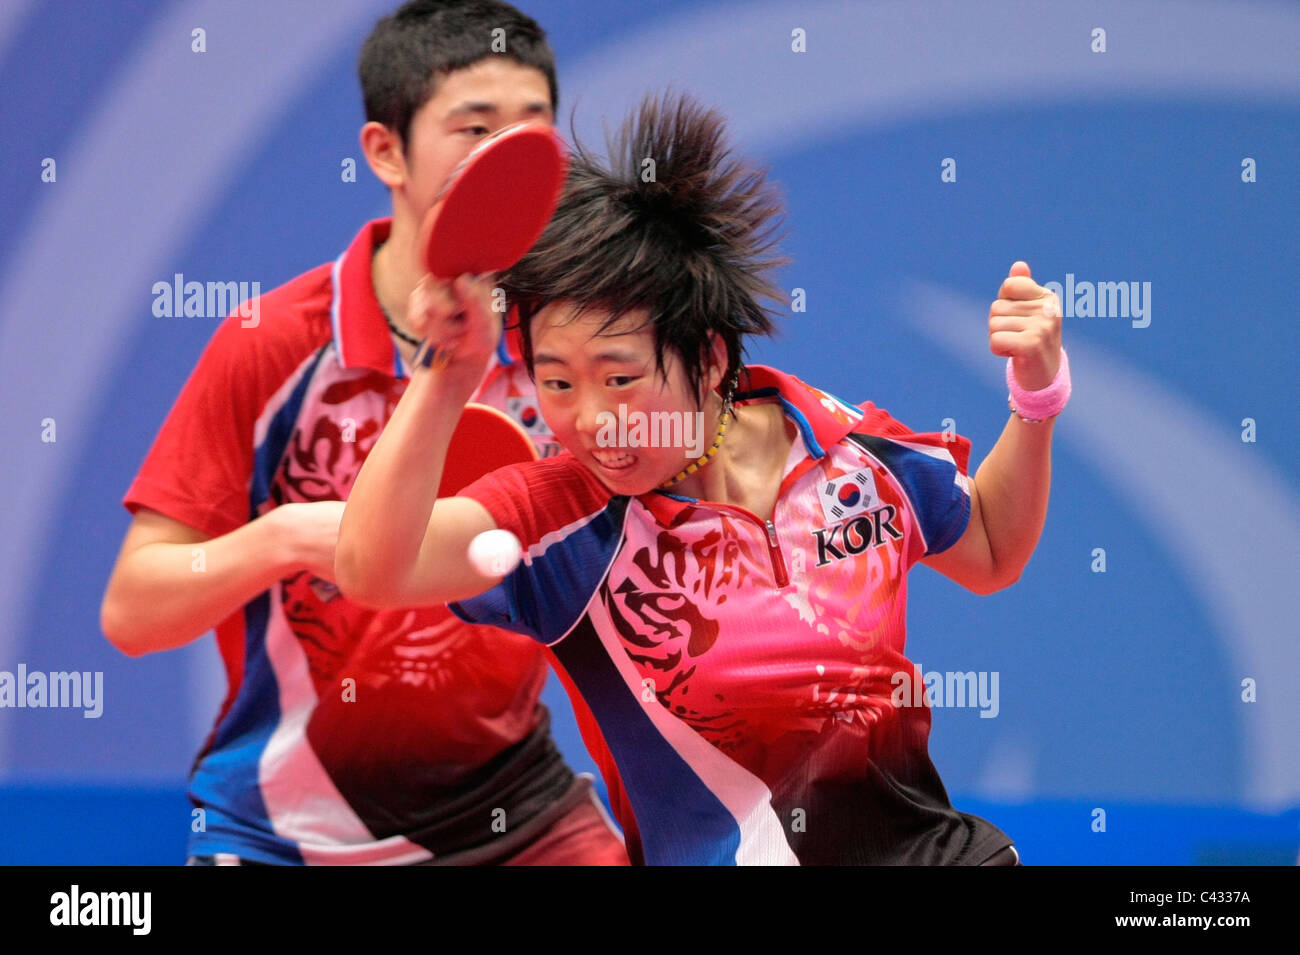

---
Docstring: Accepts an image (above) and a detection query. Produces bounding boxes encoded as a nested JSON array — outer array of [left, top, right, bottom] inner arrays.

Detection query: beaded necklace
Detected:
[[658, 371, 740, 490], [658, 410, 730, 489]]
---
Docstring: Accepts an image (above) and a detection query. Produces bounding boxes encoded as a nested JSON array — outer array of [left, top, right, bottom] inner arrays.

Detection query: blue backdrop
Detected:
[[1, 0, 1297, 864]]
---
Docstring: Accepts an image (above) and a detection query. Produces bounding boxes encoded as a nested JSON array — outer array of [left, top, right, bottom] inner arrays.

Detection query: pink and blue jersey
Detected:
[[452, 366, 1014, 865]]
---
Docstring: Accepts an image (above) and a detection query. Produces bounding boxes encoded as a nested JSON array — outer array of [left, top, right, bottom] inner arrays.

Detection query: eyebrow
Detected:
[[533, 349, 644, 367], [444, 101, 552, 122]]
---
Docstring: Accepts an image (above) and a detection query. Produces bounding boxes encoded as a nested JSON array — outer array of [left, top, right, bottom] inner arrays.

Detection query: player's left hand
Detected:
[[988, 261, 1062, 391]]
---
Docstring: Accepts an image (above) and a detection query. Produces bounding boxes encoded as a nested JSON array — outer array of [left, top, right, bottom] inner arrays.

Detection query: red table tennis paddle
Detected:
[[419, 121, 568, 280], [438, 402, 539, 497]]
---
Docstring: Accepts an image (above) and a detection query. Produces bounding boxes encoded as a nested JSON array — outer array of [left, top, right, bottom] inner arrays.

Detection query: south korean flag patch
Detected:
[[506, 396, 552, 437], [506, 396, 561, 457], [819, 468, 880, 525]]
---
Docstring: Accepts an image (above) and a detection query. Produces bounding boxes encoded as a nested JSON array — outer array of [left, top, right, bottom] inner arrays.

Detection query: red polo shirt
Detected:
[[123, 219, 588, 864]]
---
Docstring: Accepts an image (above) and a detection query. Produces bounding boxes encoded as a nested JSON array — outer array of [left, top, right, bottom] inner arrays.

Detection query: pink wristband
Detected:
[[1006, 346, 1070, 423]]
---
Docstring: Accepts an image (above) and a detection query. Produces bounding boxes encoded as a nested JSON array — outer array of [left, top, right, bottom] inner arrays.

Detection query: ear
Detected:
[[705, 332, 729, 397], [360, 121, 406, 190]]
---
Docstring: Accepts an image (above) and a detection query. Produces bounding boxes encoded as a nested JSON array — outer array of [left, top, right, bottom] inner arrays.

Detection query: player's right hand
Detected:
[[272, 501, 347, 581], [407, 272, 502, 385]]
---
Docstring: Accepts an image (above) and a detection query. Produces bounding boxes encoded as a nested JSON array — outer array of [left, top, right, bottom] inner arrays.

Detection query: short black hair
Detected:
[[359, 0, 558, 149], [503, 92, 787, 406]]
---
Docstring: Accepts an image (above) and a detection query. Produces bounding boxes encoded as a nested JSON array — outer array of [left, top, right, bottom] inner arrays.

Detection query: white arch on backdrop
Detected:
[[558, 0, 1300, 156], [902, 283, 1300, 810], [553, 0, 1300, 811], [2, 0, 1297, 804], [0, 0, 36, 66], [0, 0, 396, 768]]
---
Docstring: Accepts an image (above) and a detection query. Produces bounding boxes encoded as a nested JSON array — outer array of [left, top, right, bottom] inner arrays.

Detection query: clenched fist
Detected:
[[407, 271, 503, 386], [989, 261, 1062, 392]]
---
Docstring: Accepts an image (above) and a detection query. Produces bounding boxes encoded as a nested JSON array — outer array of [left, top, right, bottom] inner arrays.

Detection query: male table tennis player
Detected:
[[337, 93, 1070, 865], [100, 0, 627, 866]]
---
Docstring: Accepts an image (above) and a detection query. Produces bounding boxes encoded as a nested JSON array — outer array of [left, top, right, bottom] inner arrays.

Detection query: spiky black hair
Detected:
[[501, 91, 788, 405]]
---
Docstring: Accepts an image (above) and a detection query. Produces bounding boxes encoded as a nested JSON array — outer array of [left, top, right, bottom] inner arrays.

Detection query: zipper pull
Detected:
[[765, 519, 790, 588]]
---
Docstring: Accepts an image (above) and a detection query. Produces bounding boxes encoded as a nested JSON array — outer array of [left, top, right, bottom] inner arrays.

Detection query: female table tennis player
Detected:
[[337, 92, 1069, 866]]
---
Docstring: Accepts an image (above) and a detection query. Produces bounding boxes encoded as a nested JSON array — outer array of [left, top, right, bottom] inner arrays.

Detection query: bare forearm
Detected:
[[972, 412, 1055, 586], [336, 365, 474, 605], [102, 514, 297, 656]]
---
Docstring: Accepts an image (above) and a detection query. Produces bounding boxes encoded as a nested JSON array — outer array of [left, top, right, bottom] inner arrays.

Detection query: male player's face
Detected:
[[531, 303, 725, 496], [401, 57, 553, 226]]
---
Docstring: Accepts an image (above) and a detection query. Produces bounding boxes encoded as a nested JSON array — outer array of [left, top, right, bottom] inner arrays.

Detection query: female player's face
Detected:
[[531, 303, 724, 496]]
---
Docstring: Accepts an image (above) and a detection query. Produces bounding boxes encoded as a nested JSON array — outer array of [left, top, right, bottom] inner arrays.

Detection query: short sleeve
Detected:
[[453, 457, 554, 554], [449, 455, 627, 645], [853, 399, 973, 562], [122, 314, 266, 538]]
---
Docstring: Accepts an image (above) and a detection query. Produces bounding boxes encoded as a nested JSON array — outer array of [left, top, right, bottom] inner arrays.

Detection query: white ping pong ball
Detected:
[[468, 529, 523, 577]]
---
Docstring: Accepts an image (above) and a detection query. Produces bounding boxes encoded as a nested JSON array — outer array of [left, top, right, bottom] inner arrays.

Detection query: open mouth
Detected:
[[592, 450, 637, 472]]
